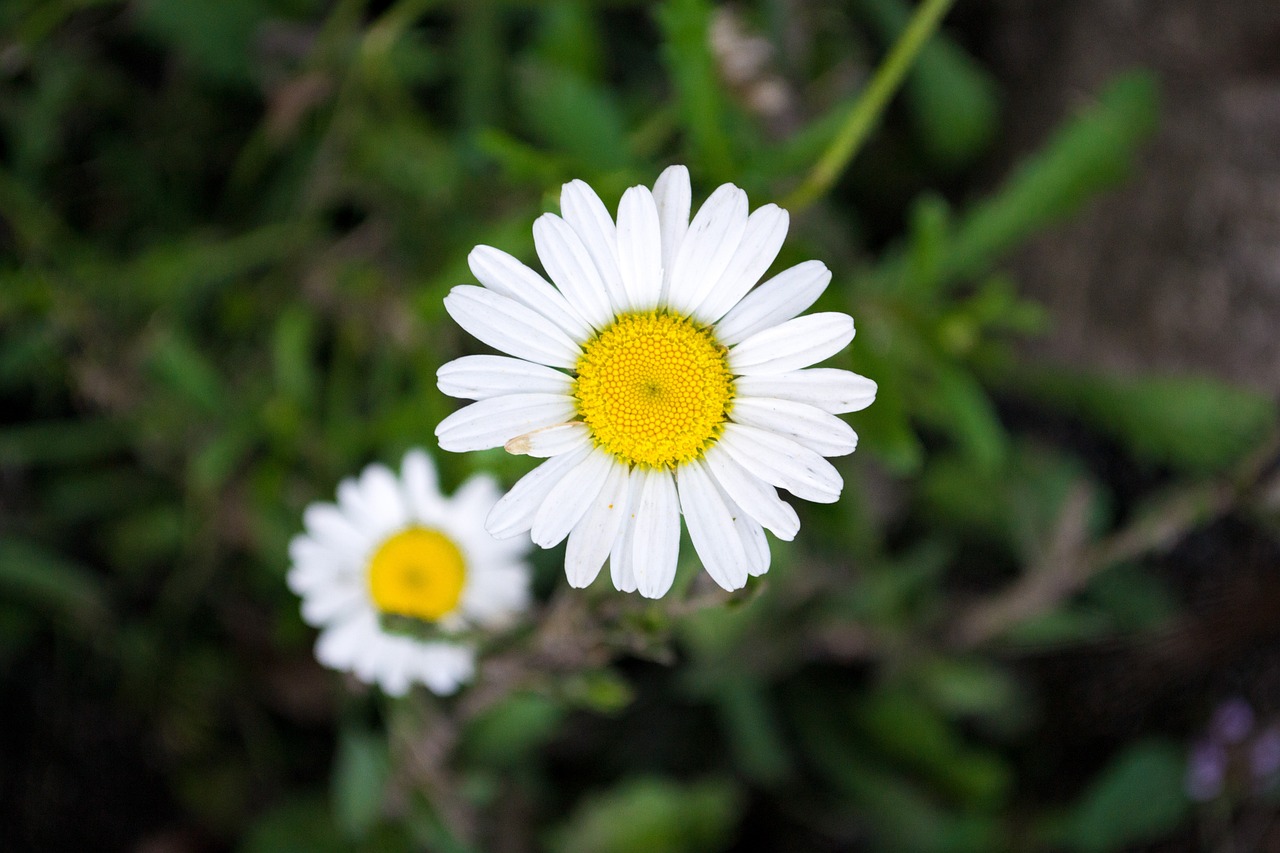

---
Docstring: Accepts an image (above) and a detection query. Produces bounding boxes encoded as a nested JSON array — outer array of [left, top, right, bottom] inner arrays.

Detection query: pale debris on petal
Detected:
[[505, 421, 591, 457], [486, 444, 592, 539], [435, 393, 577, 453]]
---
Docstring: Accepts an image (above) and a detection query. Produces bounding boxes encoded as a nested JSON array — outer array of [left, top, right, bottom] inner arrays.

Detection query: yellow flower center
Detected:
[[574, 311, 734, 469], [367, 527, 466, 622]]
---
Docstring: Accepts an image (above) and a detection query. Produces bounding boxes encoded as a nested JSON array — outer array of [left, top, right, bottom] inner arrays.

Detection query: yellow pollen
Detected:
[[574, 311, 734, 468], [367, 527, 466, 622]]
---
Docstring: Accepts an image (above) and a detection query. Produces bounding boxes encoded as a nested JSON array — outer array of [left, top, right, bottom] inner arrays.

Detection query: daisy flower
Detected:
[[435, 166, 876, 599], [287, 449, 531, 696]]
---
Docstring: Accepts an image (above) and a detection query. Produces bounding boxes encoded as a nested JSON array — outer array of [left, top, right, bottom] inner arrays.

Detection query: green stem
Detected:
[[782, 0, 958, 211]]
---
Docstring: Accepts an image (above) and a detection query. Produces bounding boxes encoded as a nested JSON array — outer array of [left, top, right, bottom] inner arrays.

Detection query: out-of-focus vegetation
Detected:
[[2, 1, 1278, 851]]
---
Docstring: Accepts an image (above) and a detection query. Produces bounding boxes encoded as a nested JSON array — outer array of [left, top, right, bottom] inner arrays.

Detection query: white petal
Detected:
[[676, 460, 750, 592], [303, 503, 368, 559], [435, 394, 577, 452], [734, 368, 877, 414], [437, 355, 573, 400], [739, 509, 771, 577], [665, 184, 748, 315], [530, 448, 614, 548], [299, 581, 363, 627], [714, 260, 831, 346], [468, 245, 593, 341], [444, 285, 582, 369], [719, 423, 843, 504], [315, 612, 376, 670], [691, 204, 789, 325], [609, 472, 645, 593], [652, 165, 691, 297], [359, 463, 411, 529], [631, 468, 680, 599], [413, 643, 474, 695], [505, 421, 591, 457], [565, 461, 631, 588], [377, 644, 413, 697], [731, 397, 858, 457], [615, 185, 663, 311], [486, 444, 593, 539], [728, 312, 854, 376], [401, 449, 446, 524], [560, 179, 628, 311], [533, 213, 614, 330], [702, 445, 800, 540]]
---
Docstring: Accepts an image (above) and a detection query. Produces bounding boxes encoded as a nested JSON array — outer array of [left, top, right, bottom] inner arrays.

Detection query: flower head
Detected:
[[288, 449, 531, 695], [436, 166, 876, 598]]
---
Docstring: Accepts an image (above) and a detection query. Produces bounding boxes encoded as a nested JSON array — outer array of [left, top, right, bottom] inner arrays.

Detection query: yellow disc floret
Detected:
[[574, 311, 734, 469], [367, 527, 466, 621]]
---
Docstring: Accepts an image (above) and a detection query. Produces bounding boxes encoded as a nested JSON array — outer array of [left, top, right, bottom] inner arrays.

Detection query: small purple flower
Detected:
[[1209, 698, 1255, 745], [1250, 727, 1280, 782], [1186, 740, 1228, 802]]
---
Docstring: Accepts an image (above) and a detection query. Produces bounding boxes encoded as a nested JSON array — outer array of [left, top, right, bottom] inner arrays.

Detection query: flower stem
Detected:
[[782, 0, 959, 212]]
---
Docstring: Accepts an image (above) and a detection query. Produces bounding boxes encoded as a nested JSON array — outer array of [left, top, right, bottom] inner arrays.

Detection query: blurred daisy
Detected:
[[287, 450, 531, 696], [436, 166, 875, 599]]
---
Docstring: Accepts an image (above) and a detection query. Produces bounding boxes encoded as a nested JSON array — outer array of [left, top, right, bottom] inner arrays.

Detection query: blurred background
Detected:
[[3, 0, 1279, 851]]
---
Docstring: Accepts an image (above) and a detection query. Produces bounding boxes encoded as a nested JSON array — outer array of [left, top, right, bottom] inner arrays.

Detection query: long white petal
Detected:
[[691, 204, 789, 325], [734, 368, 877, 414], [444, 285, 581, 369], [609, 472, 646, 593], [616, 185, 663, 311], [565, 461, 631, 588], [401, 449, 446, 524], [652, 166, 691, 298], [738, 508, 771, 577], [719, 423, 843, 503], [505, 421, 591, 457], [632, 468, 680, 599], [731, 397, 858, 457], [534, 213, 614, 330], [531, 449, 615, 548], [728, 312, 854, 376], [486, 445, 592, 539], [714, 260, 831, 346], [435, 394, 576, 452], [677, 460, 750, 592], [665, 184, 748, 315], [303, 503, 368, 558], [702, 444, 800, 540], [560, 179, 628, 312], [468, 245, 593, 341], [437, 355, 573, 400]]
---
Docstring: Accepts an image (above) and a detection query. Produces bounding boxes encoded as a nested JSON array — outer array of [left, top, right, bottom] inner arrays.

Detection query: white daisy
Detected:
[[287, 449, 531, 696], [435, 166, 876, 599]]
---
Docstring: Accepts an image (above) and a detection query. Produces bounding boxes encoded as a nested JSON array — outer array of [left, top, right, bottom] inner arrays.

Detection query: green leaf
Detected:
[[0, 537, 110, 629], [548, 777, 742, 853], [514, 59, 630, 172], [146, 330, 228, 416], [1052, 740, 1188, 853], [657, 0, 736, 180], [240, 795, 349, 853], [1009, 367, 1277, 474], [331, 727, 391, 839], [459, 692, 564, 769]]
